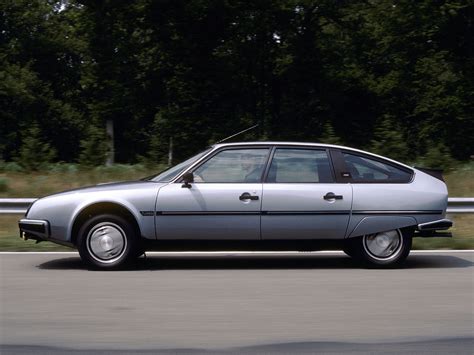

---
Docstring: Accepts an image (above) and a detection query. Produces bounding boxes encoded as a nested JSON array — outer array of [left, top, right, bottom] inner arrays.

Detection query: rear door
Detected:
[[261, 147, 352, 240]]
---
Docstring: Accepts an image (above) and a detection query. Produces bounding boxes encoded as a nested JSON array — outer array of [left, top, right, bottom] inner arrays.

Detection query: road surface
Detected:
[[1, 251, 473, 354]]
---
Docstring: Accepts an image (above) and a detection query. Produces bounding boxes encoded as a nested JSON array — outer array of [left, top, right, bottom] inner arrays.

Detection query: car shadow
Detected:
[[3, 337, 474, 354], [37, 253, 473, 271]]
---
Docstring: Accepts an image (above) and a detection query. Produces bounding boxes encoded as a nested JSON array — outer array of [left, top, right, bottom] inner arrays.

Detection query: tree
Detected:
[[79, 125, 108, 166], [1, 0, 472, 166], [370, 116, 410, 162], [17, 123, 56, 170]]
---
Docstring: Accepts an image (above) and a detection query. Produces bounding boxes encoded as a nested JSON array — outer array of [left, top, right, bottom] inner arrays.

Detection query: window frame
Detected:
[[176, 145, 273, 184], [171, 144, 412, 185], [330, 149, 414, 184], [262, 146, 336, 184]]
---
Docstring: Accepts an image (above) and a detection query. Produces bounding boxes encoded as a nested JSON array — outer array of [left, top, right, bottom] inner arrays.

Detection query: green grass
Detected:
[[444, 162, 474, 197]]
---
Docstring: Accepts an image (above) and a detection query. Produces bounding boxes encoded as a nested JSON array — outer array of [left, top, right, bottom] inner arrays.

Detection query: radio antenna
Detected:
[[216, 124, 259, 144]]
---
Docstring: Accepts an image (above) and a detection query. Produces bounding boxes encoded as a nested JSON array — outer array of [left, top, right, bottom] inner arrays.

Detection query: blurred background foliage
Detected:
[[0, 0, 472, 170]]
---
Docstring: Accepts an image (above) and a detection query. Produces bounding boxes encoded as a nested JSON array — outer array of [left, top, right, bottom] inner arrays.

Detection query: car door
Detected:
[[155, 147, 270, 240], [261, 147, 352, 240]]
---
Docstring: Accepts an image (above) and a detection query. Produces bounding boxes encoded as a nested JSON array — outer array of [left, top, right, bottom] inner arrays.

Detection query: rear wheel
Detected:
[[77, 214, 139, 270], [350, 229, 412, 268]]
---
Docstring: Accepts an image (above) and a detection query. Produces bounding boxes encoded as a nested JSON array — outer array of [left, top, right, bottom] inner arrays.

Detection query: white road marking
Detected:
[[0, 250, 473, 255]]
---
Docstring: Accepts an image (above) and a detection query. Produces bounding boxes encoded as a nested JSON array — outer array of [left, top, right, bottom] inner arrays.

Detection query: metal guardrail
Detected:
[[0, 197, 473, 215], [446, 198, 474, 213], [0, 198, 37, 214]]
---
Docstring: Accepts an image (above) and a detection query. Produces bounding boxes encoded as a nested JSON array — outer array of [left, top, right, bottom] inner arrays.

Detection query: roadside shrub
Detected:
[[93, 164, 149, 180], [0, 161, 24, 173], [48, 163, 79, 174], [0, 177, 9, 192], [370, 117, 410, 162], [417, 143, 457, 171]]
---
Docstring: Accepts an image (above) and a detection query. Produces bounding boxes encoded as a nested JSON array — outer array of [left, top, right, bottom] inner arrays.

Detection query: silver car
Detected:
[[19, 142, 452, 269]]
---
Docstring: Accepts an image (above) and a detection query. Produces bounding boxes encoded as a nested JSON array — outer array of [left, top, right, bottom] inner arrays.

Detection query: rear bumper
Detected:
[[416, 218, 453, 238], [19, 219, 50, 242]]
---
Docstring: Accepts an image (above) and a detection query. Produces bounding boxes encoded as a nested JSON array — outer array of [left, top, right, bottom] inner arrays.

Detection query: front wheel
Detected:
[[349, 229, 412, 268], [77, 214, 139, 270]]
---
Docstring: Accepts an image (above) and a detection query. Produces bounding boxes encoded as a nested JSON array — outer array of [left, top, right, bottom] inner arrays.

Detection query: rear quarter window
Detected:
[[342, 152, 412, 183]]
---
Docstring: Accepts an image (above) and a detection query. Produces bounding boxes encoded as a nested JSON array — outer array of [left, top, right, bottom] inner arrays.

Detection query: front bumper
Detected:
[[19, 219, 50, 242], [416, 218, 453, 238]]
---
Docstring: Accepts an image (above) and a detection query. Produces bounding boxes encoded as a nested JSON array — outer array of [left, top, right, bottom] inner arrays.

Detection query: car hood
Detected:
[[42, 180, 166, 198]]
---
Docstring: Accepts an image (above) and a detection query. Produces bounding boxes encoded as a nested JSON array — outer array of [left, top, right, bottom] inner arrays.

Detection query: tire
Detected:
[[77, 214, 139, 270], [350, 228, 412, 268]]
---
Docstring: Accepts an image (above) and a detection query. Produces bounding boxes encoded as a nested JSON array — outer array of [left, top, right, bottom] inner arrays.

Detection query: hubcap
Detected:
[[87, 222, 127, 263], [363, 230, 402, 260]]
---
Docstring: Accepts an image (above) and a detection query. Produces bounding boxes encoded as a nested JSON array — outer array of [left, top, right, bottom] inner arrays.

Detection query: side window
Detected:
[[342, 152, 412, 182], [267, 149, 334, 183], [193, 148, 269, 183]]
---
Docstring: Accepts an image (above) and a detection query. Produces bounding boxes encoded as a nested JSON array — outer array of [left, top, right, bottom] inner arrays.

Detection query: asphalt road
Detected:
[[1, 251, 473, 354]]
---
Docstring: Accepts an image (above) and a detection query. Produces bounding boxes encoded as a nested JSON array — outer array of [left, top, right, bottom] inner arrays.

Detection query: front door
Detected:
[[261, 148, 352, 240], [155, 148, 270, 240]]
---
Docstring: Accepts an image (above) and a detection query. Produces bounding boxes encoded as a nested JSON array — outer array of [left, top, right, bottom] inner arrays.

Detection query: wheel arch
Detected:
[[70, 202, 142, 246], [347, 216, 417, 238]]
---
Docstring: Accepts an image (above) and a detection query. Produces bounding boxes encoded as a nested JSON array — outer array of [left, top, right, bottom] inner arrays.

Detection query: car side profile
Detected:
[[19, 142, 452, 269]]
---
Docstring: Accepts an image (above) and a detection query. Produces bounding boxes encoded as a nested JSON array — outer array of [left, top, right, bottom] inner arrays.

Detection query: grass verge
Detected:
[[0, 164, 161, 198]]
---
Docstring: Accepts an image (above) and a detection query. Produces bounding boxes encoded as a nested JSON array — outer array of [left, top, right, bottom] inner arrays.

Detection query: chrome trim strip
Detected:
[[418, 219, 453, 231], [18, 218, 50, 238], [19, 219, 48, 226]]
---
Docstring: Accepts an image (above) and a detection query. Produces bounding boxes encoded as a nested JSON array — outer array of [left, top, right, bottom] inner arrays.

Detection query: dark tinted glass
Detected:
[[342, 153, 412, 182]]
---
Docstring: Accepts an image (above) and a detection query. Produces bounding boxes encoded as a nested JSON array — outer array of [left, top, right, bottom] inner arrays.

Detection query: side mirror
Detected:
[[181, 172, 194, 188]]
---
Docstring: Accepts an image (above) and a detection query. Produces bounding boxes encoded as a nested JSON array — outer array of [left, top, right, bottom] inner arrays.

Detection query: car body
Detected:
[[19, 142, 452, 268]]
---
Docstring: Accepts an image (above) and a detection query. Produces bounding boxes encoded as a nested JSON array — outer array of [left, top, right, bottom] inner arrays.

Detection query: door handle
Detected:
[[239, 192, 259, 201], [324, 192, 343, 200]]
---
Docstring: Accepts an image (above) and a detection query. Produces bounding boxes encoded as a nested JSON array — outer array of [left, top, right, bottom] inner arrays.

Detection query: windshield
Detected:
[[147, 148, 212, 182]]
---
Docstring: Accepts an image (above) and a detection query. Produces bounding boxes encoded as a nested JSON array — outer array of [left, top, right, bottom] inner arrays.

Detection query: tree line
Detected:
[[1, 0, 472, 170]]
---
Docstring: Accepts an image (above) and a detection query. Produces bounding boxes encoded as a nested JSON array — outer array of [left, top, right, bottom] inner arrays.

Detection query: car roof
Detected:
[[212, 141, 414, 170], [213, 141, 342, 149]]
